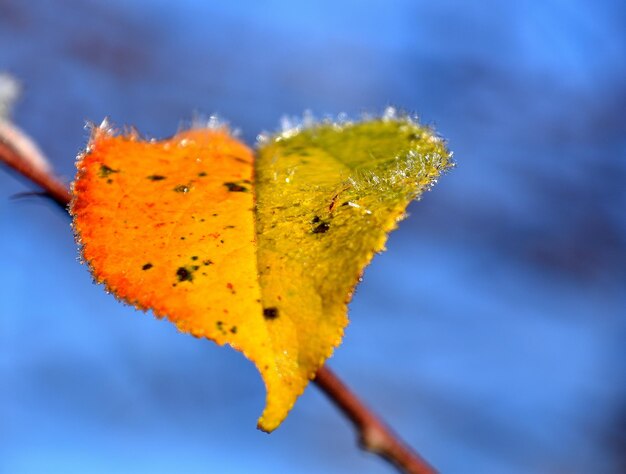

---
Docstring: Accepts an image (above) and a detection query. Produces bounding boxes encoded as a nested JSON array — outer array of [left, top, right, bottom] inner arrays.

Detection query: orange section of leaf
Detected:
[[71, 125, 288, 431]]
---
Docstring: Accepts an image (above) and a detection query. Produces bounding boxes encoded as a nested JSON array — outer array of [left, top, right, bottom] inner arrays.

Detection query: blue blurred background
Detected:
[[1, 1, 625, 472]]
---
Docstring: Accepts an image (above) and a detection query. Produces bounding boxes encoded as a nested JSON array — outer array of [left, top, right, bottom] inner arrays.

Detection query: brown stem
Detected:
[[314, 366, 436, 474], [0, 123, 437, 474], [0, 123, 71, 208]]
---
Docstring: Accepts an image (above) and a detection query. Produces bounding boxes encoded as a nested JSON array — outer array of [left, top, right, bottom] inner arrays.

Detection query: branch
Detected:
[[314, 366, 435, 474], [0, 123, 436, 474], [0, 120, 71, 209]]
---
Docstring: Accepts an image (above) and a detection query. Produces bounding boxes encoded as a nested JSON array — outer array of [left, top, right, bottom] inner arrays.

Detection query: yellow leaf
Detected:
[[71, 114, 451, 432]]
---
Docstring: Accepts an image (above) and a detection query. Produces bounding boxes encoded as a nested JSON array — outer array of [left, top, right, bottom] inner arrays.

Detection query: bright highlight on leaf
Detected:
[[71, 111, 451, 432]]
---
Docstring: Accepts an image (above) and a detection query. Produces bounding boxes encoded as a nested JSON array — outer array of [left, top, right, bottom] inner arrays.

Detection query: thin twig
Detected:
[[314, 366, 436, 474], [0, 122, 71, 209], [0, 123, 437, 474]]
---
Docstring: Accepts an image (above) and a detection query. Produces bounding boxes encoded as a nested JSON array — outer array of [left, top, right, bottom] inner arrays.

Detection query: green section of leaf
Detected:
[[254, 115, 452, 424]]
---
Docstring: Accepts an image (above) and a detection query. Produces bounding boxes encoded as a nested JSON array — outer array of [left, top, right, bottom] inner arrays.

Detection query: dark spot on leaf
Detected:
[[106, 179, 113, 184], [198, 171, 207, 177], [176, 267, 193, 282], [180, 236, 185, 240], [98, 164, 119, 178], [230, 326, 238, 334], [203, 259, 213, 266], [192, 265, 199, 271], [223, 154, 247, 164], [312, 222, 330, 234], [142, 263, 153, 270], [263, 307, 279, 320], [174, 184, 190, 193], [223, 182, 248, 192], [311, 215, 321, 223], [191, 256, 198, 261], [147, 175, 166, 181]]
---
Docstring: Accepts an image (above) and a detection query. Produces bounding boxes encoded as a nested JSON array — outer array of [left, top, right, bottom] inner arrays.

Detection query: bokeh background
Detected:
[[1, 1, 625, 473]]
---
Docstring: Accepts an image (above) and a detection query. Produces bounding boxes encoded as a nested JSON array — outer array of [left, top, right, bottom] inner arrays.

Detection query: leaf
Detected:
[[71, 124, 280, 426], [71, 113, 451, 432]]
